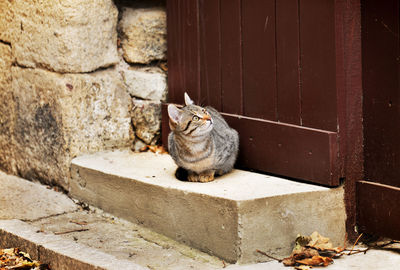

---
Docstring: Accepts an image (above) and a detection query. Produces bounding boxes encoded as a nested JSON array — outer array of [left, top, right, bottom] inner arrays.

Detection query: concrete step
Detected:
[[0, 171, 229, 269], [0, 219, 146, 270], [2, 170, 399, 270], [70, 149, 346, 264]]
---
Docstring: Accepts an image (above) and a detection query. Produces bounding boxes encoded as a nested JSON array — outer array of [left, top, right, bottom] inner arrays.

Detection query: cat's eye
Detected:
[[192, 115, 199, 121]]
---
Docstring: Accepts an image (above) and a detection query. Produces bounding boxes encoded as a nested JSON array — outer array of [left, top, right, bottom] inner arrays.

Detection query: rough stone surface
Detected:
[[118, 60, 167, 101], [0, 0, 14, 43], [12, 66, 132, 188], [3, 219, 400, 270], [131, 99, 162, 145], [119, 6, 167, 64], [0, 220, 146, 270], [31, 211, 224, 270], [0, 170, 223, 269], [238, 189, 345, 263], [0, 171, 78, 220], [70, 150, 347, 264], [226, 249, 400, 270], [11, 0, 119, 73], [0, 43, 15, 174], [1, 171, 399, 269]]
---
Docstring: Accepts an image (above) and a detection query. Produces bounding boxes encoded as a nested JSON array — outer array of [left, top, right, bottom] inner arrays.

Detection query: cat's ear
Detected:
[[168, 104, 182, 126], [184, 92, 194, 106]]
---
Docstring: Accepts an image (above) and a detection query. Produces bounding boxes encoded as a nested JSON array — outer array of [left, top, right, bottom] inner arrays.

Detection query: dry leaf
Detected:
[[0, 248, 50, 269], [295, 265, 312, 270], [147, 145, 167, 154], [308, 231, 333, 250], [138, 145, 167, 154], [296, 255, 333, 267], [159, 62, 168, 72], [258, 231, 347, 268], [369, 237, 400, 251], [282, 247, 319, 266], [294, 234, 312, 250], [139, 145, 148, 152]]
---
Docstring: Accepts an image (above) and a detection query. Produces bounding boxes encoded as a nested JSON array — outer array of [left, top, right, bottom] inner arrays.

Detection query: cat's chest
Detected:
[[180, 153, 214, 173], [177, 139, 215, 173]]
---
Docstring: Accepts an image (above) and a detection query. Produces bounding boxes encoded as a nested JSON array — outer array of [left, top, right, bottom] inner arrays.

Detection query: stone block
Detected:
[[118, 62, 167, 101], [131, 100, 161, 145], [38, 240, 145, 270], [0, 0, 14, 43], [0, 171, 78, 220], [0, 220, 146, 270], [12, 66, 132, 188], [70, 150, 346, 264], [12, 0, 119, 73], [0, 43, 15, 174], [119, 7, 167, 64]]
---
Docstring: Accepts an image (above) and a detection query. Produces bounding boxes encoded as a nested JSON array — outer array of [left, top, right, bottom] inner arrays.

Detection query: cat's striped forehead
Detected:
[[183, 104, 208, 115]]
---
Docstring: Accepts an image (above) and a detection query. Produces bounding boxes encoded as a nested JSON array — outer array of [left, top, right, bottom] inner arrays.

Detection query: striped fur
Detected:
[[168, 93, 239, 182]]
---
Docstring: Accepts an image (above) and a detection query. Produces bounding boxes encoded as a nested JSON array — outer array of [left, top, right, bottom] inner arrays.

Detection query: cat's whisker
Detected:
[[199, 96, 207, 107]]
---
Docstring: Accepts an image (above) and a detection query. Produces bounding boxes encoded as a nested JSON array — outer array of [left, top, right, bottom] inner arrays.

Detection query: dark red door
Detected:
[[358, 0, 400, 240], [164, 0, 352, 186]]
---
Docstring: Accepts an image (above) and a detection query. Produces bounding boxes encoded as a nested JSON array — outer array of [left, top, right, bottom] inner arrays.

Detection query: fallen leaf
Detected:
[[139, 145, 148, 152], [295, 265, 312, 270], [147, 145, 167, 154], [308, 231, 333, 250], [282, 247, 319, 266], [282, 256, 296, 266], [294, 234, 312, 250], [159, 62, 168, 72], [259, 232, 348, 268], [0, 248, 50, 269], [138, 145, 168, 154], [296, 255, 333, 267]]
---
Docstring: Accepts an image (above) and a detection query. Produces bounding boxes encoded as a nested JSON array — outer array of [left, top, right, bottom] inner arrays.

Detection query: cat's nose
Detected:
[[202, 115, 211, 121]]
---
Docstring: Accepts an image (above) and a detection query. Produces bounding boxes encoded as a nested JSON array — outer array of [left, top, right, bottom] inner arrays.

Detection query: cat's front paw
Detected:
[[188, 170, 215, 183]]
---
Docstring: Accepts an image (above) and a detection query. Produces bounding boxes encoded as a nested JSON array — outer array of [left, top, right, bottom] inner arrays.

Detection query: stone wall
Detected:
[[0, 0, 167, 189], [117, 0, 167, 151]]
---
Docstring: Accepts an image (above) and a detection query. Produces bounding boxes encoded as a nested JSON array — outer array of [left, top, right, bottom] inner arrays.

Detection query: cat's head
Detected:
[[168, 93, 213, 136]]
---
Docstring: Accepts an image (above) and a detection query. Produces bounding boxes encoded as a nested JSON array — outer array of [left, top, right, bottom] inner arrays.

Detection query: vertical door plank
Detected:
[[334, 0, 363, 239], [167, 0, 200, 105], [199, 0, 222, 110], [183, 0, 201, 104], [357, 181, 400, 240], [299, 0, 337, 131], [363, 0, 400, 188], [220, 0, 243, 114], [242, 0, 277, 120], [166, 0, 182, 104], [276, 0, 301, 125]]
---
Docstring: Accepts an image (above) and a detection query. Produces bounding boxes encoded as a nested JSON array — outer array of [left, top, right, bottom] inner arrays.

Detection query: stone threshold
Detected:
[[69, 149, 346, 264], [0, 219, 146, 270]]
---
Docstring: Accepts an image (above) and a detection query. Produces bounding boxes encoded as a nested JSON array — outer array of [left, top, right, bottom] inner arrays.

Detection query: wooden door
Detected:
[[358, 0, 400, 239], [164, 0, 352, 186]]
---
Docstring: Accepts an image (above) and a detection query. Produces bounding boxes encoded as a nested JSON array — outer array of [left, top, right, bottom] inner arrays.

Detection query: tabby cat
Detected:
[[167, 93, 239, 182]]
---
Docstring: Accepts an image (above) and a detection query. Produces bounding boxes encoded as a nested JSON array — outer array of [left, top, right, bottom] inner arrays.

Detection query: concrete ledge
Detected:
[[70, 150, 346, 263], [0, 171, 78, 220], [0, 219, 146, 270]]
